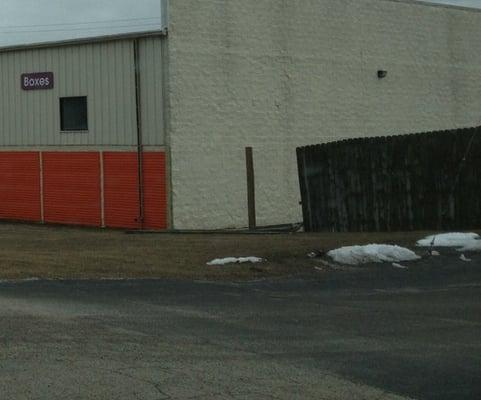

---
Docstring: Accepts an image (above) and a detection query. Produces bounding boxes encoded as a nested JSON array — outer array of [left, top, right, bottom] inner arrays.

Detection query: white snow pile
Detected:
[[417, 232, 479, 247], [457, 241, 481, 252], [417, 232, 481, 252], [327, 244, 420, 266], [207, 257, 265, 266]]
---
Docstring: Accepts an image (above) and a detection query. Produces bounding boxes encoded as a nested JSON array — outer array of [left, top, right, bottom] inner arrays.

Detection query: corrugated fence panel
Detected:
[[103, 152, 141, 229], [143, 152, 168, 229], [0, 152, 41, 222], [43, 152, 101, 226]]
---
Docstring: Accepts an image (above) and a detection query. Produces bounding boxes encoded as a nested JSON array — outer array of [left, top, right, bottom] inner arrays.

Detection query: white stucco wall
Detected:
[[167, 0, 481, 229]]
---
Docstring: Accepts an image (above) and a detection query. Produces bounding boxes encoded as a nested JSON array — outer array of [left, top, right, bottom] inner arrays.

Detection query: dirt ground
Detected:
[[0, 222, 454, 280]]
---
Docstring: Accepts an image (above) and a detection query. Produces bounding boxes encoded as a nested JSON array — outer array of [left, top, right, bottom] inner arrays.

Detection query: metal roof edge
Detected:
[[384, 0, 481, 14], [0, 29, 167, 54]]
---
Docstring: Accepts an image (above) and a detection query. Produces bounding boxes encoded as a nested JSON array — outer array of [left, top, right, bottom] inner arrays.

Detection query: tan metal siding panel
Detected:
[[138, 37, 165, 146], [0, 40, 137, 146]]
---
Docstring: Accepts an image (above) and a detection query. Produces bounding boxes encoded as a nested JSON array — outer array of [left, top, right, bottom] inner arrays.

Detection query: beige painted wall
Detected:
[[167, 0, 481, 229]]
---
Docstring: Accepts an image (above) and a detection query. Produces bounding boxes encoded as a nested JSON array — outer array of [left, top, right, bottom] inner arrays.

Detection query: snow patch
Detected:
[[457, 241, 481, 252], [327, 244, 420, 266], [460, 254, 472, 262], [417, 232, 480, 248], [207, 257, 265, 266], [392, 263, 408, 270]]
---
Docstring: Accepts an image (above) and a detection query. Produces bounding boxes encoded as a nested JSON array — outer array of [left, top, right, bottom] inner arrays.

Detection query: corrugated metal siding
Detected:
[[0, 35, 168, 229], [138, 37, 165, 146], [0, 40, 138, 146], [103, 151, 168, 230], [0, 150, 167, 229], [143, 152, 167, 229], [103, 152, 141, 229], [43, 152, 101, 226], [0, 152, 41, 221]]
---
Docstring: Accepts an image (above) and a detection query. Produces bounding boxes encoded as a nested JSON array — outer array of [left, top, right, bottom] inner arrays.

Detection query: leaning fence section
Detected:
[[297, 126, 481, 232]]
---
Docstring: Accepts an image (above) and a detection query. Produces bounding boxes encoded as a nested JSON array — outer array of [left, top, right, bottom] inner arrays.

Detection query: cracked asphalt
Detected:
[[1, 271, 480, 399]]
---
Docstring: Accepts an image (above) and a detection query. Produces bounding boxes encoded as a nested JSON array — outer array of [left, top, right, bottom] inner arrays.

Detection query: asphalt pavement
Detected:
[[1, 267, 480, 399]]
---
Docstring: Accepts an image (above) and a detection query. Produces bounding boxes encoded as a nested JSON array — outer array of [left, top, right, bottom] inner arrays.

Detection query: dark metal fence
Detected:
[[297, 127, 481, 232]]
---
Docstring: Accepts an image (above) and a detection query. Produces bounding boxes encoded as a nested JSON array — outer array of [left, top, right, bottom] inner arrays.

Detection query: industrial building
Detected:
[[1, 0, 481, 230], [0, 34, 167, 229]]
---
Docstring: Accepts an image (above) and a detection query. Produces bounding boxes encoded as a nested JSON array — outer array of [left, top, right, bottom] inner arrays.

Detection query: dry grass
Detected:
[[0, 222, 442, 280]]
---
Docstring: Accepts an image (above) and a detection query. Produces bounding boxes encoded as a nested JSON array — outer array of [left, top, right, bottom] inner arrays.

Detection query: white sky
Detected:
[[0, 0, 162, 47], [0, 0, 480, 47]]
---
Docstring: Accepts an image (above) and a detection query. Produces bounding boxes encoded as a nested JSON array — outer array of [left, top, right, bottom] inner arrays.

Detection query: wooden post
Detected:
[[245, 147, 256, 230]]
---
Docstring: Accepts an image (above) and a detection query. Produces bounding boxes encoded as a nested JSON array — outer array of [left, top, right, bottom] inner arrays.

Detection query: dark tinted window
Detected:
[[60, 97, 88, 131]]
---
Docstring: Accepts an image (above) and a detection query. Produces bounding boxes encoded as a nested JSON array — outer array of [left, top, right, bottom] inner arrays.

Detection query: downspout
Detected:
[[161, 0, 169, 33], [134, 38, 145, 228]]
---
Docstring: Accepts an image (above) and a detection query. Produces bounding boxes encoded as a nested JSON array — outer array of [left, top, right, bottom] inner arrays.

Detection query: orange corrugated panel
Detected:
[[43, 152, 101, 227], [0, 152, 41, 222], [103, 152, 141, 229], [143, 152, 168, 230]]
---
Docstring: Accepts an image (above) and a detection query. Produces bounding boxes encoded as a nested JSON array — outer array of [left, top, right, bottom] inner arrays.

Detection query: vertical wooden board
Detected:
[[297, 147, 312, 232], [0, 152, 41, 222], [392, 136, 402, 231], [103, 152, 141, 229], [143, 152, 168, 230], [364, 139, 374, 231], [43, 152, 101, 226], [245, 147, 256, 230], [310, 145, 322, 231], [319, 145, 329, 231], [326, 145, 336, 231], [404, 138, 414, 230], [471, 128, 481, 227]]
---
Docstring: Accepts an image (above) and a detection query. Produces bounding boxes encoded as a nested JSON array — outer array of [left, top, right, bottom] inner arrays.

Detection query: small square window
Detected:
[[60, 96, 88, 131]]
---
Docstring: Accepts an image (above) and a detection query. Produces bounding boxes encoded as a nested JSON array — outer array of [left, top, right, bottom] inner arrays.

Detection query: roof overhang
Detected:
[[0, 29, 167, 54], [388, 0, 481, 13]]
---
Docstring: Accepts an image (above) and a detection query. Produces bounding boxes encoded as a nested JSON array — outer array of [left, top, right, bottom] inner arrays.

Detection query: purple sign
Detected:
[[21, 72, 54, 91]]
